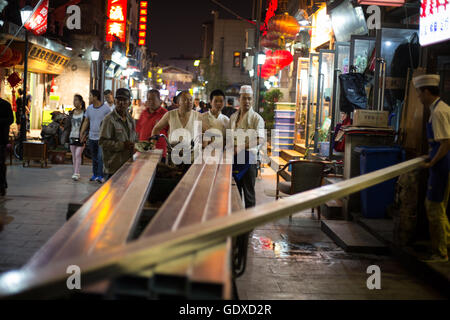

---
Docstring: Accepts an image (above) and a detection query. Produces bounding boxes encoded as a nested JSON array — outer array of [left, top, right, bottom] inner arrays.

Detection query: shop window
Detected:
[[233, 51, 241, 68]]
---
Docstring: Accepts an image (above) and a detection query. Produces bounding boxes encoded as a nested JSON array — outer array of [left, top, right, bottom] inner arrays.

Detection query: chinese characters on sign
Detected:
[[106, 0, 127, 42], [138, 1, 148, 46], [420, 0, 450, 46], [24, 0, 49, 36]]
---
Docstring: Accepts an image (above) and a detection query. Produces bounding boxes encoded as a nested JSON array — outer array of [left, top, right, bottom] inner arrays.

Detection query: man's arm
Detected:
[[80, 117, 90, 142], [424, 139, 450, 168]]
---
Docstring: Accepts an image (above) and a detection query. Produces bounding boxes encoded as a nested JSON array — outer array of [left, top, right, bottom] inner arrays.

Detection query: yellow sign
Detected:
[[27, 44, 70, 74]]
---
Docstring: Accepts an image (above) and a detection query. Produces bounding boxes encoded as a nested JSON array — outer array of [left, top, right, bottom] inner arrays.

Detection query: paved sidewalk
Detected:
[[0, 163, 100, 273], [235, 165, 445, 299]]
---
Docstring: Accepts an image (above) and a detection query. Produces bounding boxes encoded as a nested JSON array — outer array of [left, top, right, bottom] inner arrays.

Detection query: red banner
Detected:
[[24, 0, 49, 36]]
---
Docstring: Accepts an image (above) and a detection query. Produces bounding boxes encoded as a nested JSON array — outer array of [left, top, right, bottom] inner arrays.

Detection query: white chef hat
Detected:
[[239, 85, 253, 95], [413, 74, 440, 88]]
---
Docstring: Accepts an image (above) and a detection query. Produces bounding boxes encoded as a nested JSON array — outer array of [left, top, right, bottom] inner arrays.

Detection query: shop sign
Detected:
[[27, 44, 70, 74], [311, 7, 333, 49], [106, 0, 128, 42], [419, 0, 450, 46], [356, 0, 405, 6], [138, 1, 147, 46]]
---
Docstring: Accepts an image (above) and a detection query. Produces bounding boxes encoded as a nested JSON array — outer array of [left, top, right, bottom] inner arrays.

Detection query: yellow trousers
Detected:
[[425, 175, 450, 257]]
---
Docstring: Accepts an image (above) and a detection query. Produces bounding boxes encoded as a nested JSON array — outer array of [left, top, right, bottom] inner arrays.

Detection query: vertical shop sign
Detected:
[[138, 1, 147, 46], [106, 0, 128, 42], [419, 0, 450, 46]]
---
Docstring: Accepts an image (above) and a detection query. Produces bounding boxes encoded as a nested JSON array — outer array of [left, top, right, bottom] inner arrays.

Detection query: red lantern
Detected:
[[9, 49, 23, 66], [0, 45, 13, 64], [271, 50, 293, 70]]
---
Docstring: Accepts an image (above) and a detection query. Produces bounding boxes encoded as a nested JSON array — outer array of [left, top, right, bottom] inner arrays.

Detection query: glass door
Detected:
[[314, 49, 335, 153], [349, 35, 376, 73], [294, 58, 310, 146], [305, 53, 319, 150]]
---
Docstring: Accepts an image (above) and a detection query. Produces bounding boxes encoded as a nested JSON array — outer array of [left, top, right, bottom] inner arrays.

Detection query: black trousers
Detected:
[[235, 164, 257, 208], [0, 145, 7, 189]]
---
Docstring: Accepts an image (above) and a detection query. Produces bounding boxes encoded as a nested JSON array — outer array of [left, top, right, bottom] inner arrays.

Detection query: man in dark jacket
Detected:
[[0, 97, 14, 196]]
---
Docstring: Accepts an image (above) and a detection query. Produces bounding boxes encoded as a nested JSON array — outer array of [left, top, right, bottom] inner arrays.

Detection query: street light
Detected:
[[91, 47, 100, 61], [18, 5, 34, 158]]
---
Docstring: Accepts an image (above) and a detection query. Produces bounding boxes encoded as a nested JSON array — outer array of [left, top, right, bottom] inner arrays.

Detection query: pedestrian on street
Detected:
[[80, 89, 111, 183], [136, 89, 168, 161], [99, 88, 137, 181], [228, 85, 265, 208], [0, 97, 14, 196], [103, 89, 115, 111], [67, 94, 86, 181], [222, 98, 237, 118], [413, 74, 450, 263]]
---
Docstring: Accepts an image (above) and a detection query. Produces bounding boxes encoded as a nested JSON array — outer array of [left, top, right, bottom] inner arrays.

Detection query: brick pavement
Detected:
[[0, 162, 100, 273]]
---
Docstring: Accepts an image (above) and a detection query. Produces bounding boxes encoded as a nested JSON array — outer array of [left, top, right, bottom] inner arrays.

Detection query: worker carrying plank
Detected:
[[413, 74, 450, 263]]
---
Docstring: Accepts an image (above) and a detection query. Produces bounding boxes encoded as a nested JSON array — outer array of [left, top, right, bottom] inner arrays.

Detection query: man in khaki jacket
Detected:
[[99, 88, 137, 180]]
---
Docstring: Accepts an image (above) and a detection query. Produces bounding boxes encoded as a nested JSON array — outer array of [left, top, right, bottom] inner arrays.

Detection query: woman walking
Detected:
[[68, 94, 86, 181]]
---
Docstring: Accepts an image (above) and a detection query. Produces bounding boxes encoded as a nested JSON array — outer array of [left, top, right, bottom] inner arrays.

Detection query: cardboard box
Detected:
[[353, 110, 389, 128]]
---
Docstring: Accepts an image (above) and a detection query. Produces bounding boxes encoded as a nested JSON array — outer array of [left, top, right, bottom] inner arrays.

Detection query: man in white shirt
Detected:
[[202, 89, 229, 146], [413, 74, 450, 262], [228, 85, 265, 208], [104, 90, 115, 111]]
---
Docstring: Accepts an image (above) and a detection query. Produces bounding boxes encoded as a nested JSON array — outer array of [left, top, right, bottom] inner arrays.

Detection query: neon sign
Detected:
[[106, 0, 127, 42], [138, 1, 148, 45]]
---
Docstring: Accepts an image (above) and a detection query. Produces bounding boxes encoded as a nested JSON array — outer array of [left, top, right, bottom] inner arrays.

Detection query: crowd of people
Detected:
[[0, 85, 262, 210]]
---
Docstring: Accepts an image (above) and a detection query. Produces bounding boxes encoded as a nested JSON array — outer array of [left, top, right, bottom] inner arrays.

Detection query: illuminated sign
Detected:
[[138, 1, 148, 46], [233, 52, 241, 68], [419, 0, 450, 46], [106, 0, 127, 43], [311, 7, 333, 49], [357, 0, 405, 6]]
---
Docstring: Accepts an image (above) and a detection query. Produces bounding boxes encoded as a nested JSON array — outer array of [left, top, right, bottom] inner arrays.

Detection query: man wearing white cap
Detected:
[[413, 74, 450, 262], [228, 85, 265, 208]]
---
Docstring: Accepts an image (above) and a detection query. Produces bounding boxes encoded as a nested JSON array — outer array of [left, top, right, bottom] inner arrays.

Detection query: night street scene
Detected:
[[0, 0, 448, 307]]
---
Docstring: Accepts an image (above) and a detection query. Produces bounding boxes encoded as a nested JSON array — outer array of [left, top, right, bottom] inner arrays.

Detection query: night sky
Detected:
[[148, 0, 254, 61]]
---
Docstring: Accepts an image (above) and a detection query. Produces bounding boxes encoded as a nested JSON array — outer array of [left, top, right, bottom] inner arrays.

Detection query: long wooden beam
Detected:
[[0, 156, 426, 299]]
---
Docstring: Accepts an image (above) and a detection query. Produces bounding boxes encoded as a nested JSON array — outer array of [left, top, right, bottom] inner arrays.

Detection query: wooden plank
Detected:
[[0, 156, 426, 299], [321, 220, 388, 254]]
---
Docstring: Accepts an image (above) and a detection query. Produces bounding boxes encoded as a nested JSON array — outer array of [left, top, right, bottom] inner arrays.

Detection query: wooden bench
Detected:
[[109, 155, 243, 299], [23, 150, 162, 272]]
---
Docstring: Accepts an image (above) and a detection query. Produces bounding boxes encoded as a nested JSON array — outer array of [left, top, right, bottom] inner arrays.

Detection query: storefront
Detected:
[[1, 27, 72, 130]]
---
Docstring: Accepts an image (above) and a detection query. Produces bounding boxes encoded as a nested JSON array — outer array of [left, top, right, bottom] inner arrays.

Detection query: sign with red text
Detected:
[[106, 0, 127, 42], [24, 0, 49, 35], [420, 0, 450, 46], [357, 0, 405, 6]]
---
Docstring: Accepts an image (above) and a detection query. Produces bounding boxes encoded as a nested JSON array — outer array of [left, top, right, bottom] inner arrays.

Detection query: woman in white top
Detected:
[[68, 94, 86, 181], [152, 91, 201, 145], [202, 89, 229, 147]]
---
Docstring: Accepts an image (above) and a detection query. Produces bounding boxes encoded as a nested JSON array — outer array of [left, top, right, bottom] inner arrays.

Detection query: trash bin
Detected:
[[354, 146, 405, 218]]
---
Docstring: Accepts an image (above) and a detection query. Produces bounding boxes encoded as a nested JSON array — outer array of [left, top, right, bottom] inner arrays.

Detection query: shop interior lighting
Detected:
[[249, 69, 254, 77], [194, 60, 200, 67]]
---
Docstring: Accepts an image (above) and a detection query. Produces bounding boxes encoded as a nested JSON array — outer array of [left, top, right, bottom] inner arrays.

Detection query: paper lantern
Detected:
[[0, 45, 13, 63], [9, 49, 23, 66], [261, 36, 284, 50], [267, 13, 300, 40], [271, 50, 293, 70]]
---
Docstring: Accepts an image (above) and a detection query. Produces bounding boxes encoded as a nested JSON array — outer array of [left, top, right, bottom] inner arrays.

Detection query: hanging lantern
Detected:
[[0, 44, 13, 63], [9, 49, 23, 66], [271, 50, 294, 70], [267, 13, 300, 40], [261, 35, 284, 50]]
